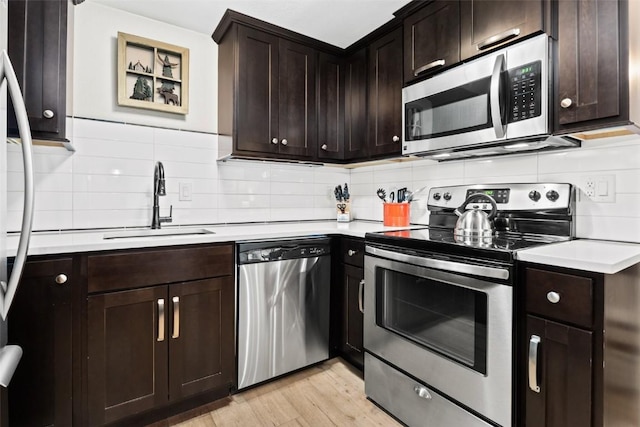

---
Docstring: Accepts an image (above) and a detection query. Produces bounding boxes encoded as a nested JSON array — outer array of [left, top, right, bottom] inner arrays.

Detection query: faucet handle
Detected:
[[160, 205, 173, 223]]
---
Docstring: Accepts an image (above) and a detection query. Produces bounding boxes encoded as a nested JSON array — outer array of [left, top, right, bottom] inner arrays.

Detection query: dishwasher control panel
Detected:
[[238, 238, 331, 264]]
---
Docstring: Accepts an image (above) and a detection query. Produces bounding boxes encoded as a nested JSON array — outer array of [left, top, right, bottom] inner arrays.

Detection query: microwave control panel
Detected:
[[507, 60, 542, 123]]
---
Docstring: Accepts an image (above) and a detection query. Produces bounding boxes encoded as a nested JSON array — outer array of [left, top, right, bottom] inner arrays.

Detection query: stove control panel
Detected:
[[428, 183, 573, 211]]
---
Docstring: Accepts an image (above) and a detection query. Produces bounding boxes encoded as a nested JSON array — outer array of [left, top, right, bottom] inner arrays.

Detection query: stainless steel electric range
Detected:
[[363, 183, 575, 427]]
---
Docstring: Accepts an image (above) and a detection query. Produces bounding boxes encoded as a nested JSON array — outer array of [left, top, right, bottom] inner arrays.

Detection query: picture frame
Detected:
[[117, 32, 189, 115]]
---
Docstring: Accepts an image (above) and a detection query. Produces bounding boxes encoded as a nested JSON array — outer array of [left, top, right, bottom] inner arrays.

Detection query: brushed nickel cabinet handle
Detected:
[[414, 59, 445, 76], [477, 28, 521, 50], [528, 335, 541, 393], [321, 144, 328, 151], [281, 139, 288, 146], [172, 296, 180, 339], [271, 138, 279, 144], [546, 291, 561, 303], [43, 109, 54, 119], [392, 135, 400, 142], [157, 299, 165, 342], [560, 98, 573, 109], [348, 249, 357, 256], [358, 279, 365, 314], [55, 274, 67, 285]]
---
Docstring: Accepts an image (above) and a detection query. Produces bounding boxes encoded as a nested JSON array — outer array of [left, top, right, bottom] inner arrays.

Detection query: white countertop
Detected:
[[516, 239, 640, 274], [7, 221, 415, 257], [9, 222, 640, 274]]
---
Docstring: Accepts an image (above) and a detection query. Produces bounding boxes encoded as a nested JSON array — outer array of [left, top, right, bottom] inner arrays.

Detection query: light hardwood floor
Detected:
[[148, 358, 401, 427]]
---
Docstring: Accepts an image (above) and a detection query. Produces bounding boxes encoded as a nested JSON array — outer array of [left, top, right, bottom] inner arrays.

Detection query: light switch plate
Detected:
[[581, 174, 615, 202], [179, 182, 192, 201]]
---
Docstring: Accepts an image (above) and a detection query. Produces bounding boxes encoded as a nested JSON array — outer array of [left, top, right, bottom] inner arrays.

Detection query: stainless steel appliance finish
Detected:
[[0, 0, 35, 392], [364, 183, 575, 427], [402, 35, 579, 160], [364, 247, 513, 427], [365, 353, 493, 427], [237, 238, 331, 390]]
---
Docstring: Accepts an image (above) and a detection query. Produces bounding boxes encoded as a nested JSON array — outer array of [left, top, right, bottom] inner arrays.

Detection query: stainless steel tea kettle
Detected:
[[454, 193, 498, 239]]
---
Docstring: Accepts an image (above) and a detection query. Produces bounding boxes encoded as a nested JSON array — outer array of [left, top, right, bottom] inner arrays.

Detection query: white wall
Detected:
[[71, 2, 217, 133]]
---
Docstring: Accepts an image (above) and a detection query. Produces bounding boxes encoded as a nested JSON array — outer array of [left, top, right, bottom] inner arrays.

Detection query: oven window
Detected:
[[376, 268, 488, 375]]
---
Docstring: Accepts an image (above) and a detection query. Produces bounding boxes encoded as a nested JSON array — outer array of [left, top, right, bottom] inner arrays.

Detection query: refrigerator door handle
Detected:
[[0, 49, 35, 320]]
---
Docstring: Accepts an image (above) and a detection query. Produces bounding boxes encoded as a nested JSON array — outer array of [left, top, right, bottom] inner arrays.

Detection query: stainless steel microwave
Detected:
[[402, 35, 578, 160]]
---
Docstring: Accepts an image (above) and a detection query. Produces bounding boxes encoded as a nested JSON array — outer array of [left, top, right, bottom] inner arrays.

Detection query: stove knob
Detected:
[[443, 192, 452, 201], [433, 192, 441, 201], [546, 190, 560, 202], [528, 190, 541, 202]]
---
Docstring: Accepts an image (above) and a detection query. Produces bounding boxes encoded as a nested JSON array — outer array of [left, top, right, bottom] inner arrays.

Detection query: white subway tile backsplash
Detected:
[[7, 117, 640, 242]]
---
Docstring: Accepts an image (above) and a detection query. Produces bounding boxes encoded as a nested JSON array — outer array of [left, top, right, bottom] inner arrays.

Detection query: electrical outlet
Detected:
[[179, 182, 192, 201], [581, 174, 615, 202]]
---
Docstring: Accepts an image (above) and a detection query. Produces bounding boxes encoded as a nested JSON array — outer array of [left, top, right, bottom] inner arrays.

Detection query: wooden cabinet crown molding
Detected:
[[212, 9, 343, 56]]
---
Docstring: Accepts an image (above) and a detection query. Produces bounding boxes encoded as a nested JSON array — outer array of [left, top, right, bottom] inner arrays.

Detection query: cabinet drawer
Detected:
[[341, 238, 364, 267], [525, 268, 593, 328], [88, 244, 234, 293]]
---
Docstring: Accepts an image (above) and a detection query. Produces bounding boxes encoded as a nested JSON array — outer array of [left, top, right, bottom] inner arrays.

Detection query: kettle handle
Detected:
[[455, 193, 498, 220]]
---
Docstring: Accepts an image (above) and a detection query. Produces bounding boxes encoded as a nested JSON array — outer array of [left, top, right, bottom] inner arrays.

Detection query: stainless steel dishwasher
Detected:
[[237, 237, 331, 390]]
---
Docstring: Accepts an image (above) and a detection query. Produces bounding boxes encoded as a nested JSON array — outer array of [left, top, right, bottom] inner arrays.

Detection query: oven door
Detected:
[[364, 247, 512, 427]]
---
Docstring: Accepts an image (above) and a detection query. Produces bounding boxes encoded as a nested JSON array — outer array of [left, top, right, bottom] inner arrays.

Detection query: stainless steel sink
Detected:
[[103, 228, 215, 239]]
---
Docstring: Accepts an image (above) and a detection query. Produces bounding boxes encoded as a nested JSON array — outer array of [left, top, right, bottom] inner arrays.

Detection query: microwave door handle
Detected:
[[490, 53, 506, 139], [0, 50, 35, 320]]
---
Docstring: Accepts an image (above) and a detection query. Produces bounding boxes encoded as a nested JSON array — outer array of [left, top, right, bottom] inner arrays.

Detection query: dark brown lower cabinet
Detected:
[[525, 315, 592, 427], [340, 264, 364, 369], [87, 277, 234, 426], [8, 257, 74, 427]]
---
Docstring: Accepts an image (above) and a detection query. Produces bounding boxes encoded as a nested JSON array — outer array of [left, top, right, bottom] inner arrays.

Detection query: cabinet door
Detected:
[[460, 0, 543, 60], [525, 315, 592, 427], [87, 286, 169, 426], [368, 28, 403, 158], [278, 39, 317, 158], [8, 258, 73, 427], [236, 25, 279, 155], [404, 0, 460, 83], [317, 53, 344, 161], [344, 48, 368, 160], [555, 0, 626, 130], [341, 264, 364, 369], [168, 277, 235, 401], [8, 0, 67, 140]]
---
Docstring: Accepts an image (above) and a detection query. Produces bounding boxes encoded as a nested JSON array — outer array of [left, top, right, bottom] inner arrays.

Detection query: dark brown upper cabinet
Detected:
[[554, 0, 629, 132], [404, 0, 460, 84], [344, 48, 368, 160], [218, 23, 317, 161], [368, 27, 403, 158], [317, 53, 345, 161], [8, 0, 68, 142], [460, 0, 544, 60]]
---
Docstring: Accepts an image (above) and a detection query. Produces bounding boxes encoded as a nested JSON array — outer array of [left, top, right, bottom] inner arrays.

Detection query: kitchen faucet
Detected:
[[151, 161, 172, 229]]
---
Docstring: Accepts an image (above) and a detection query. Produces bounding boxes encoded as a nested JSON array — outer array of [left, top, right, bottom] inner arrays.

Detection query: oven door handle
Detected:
[[366, 246, 510, 280]]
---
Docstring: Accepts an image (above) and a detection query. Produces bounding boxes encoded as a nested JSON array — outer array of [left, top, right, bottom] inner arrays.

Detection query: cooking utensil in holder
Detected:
[[383, 202, 410, 226]]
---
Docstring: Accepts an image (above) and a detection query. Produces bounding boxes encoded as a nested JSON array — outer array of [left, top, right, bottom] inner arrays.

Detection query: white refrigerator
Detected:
[[0, 0, 35, 393]]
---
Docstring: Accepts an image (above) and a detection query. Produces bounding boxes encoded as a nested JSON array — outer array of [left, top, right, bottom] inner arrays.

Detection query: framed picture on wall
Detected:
[[117, 32, 189, 114]]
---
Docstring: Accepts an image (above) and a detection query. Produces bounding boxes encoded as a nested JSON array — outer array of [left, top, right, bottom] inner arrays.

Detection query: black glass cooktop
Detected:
[[365, 227, 568, 263]]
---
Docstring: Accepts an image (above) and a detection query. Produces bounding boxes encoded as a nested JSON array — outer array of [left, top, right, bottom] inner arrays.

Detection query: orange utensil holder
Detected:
[[383, 203, 410, 227]]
